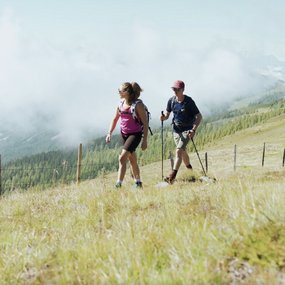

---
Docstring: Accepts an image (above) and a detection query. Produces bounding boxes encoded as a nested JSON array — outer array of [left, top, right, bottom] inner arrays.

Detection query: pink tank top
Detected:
[[119, 101, 143, 134]]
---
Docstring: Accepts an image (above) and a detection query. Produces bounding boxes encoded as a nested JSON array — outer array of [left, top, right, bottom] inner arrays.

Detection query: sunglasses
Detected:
[[118, 89, 126, 93], [172, 87, 180, 92]]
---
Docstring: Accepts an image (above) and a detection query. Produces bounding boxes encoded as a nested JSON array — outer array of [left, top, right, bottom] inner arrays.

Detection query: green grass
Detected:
[[1, 170, 284, 284], [1, 115, 285, 284]]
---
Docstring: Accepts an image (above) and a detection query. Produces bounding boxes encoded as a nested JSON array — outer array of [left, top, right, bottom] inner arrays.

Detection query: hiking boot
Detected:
[[135, 181, 143, 188], [115, 182, 122, 188], [164, 176, 175, 184], [164, 170, 177, 184]]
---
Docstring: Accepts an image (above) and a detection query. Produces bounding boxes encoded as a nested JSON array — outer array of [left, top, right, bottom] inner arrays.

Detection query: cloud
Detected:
[[0, 10, 117, 143], [190, 49, 258, 104], [0, 11, 280, 146]]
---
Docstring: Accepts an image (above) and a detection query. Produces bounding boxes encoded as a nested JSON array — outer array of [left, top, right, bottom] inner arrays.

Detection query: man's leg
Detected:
[[182, 150, 192, 169], [165, 132, 190, 184], [173, 148, 183, 171]]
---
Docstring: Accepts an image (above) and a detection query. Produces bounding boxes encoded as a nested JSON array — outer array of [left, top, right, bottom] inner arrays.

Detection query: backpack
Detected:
[[119, 99, 153, 135]]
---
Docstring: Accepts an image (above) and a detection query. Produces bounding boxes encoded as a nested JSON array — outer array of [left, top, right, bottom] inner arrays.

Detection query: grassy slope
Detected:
[[0, 114, 285, 284], [198, 111, 285, 178]]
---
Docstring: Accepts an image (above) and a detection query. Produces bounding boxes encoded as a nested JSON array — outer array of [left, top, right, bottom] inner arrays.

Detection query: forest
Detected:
[[1, 95, 284, 193]]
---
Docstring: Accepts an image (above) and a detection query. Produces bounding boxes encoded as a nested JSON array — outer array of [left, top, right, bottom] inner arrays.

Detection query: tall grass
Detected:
[[1, 113, 285, 284], [0, 167, 284, 284]]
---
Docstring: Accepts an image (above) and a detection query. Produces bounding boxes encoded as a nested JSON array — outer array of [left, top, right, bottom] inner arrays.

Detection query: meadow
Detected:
[[0, 113, 285, 284]]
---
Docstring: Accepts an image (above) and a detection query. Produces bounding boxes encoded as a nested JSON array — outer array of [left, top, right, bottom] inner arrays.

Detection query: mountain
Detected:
[[0, 122, 103, 163], [249, 54, 285, 82], [0, 124, 71, 163], [1, 91, 284, 194], [1, 53, 285, 163]]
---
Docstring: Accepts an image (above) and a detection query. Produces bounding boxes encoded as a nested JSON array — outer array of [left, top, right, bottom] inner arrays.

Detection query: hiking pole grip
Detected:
[[161, 111, 164, 180]]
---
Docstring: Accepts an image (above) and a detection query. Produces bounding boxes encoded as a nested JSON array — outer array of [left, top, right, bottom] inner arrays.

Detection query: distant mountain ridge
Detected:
[[0, 124, 103, 163], [1, 90, 284, 193], [1, 74, 285, 164]]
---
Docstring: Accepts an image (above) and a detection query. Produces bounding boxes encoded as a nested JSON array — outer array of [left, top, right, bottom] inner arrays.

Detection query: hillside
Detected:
[[0, 125, 102, 164], [1, 93, 285, 193], [0, 109, 284, 284], [1, 81, 284, 164]]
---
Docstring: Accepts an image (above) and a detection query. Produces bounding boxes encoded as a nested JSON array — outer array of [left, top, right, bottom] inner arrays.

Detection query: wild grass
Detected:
[[0, 166, 284, 284], [1, 116, 285, 284]]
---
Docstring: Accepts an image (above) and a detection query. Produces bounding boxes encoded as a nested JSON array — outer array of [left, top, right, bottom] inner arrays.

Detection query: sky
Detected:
[[0, 0, 285, 145]]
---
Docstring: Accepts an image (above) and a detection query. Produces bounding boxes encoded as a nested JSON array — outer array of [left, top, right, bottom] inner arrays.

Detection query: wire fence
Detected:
[[0, 142, 118, 194], [201, 143, 285, 175], [0, 162, 112, 193], [0, 142, 284, 194]]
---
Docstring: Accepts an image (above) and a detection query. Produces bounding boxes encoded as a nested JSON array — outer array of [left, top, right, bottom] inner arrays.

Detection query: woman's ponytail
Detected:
[[131, 82, 143, 99]]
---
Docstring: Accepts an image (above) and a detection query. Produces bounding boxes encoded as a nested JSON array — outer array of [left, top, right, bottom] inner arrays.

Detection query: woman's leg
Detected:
[[119, 132, 142, 186], [118, 149, 130, 182], [129, 152, 140, 180]]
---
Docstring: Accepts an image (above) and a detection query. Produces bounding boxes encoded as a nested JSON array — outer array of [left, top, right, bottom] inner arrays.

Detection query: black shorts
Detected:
[[121, 132, 142, 153]]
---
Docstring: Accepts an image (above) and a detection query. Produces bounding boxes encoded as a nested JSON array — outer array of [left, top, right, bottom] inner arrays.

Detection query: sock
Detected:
[[171, 170, 178, 178]]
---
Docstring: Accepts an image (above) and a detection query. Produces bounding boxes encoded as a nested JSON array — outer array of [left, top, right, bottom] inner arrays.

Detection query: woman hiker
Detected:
[[106, 82, 148, 188]]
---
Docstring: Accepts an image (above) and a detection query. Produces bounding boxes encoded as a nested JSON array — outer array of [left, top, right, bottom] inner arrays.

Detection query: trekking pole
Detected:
[[161, 111, 164, 180], [191, 138, 207, 176]]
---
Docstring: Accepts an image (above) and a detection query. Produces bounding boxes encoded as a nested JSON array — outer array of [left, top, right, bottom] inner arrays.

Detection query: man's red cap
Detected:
[[172, 80, 185, 89]]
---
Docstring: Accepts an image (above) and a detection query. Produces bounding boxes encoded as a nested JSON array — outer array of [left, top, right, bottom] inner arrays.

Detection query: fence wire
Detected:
[[0, 161, 115, 193], [0, 143, 284, 194]]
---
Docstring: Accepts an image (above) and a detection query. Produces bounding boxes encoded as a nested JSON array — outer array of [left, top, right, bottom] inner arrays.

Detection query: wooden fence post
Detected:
[[234, 144, 237, 171], [76, 143, 83, 185], [283, 148, 285, 167], [0, 154, 2, 195], [168, 151, 174, 171], [205, 152, 208, 173], [262, 142, 266, 167]]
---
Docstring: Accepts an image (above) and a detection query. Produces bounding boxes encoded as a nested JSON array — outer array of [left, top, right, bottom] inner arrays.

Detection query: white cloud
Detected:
[[0, 11, 281, 146]]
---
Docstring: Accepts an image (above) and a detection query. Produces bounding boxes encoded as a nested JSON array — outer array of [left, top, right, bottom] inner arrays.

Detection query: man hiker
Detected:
[[160, 80, 202, 184]]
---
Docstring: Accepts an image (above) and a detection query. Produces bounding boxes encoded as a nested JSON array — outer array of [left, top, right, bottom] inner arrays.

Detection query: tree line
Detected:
[[1, 97, 284, 193]]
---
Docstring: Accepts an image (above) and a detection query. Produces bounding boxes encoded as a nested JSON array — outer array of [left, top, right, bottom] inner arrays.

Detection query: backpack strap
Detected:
[[130, 99, 142, 121], [118, 100, 124, 114], [171, 96, 176, 112], [131, 99, 153, 135], [171, 96, 176, 125], [118, 100, 133, 116]]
